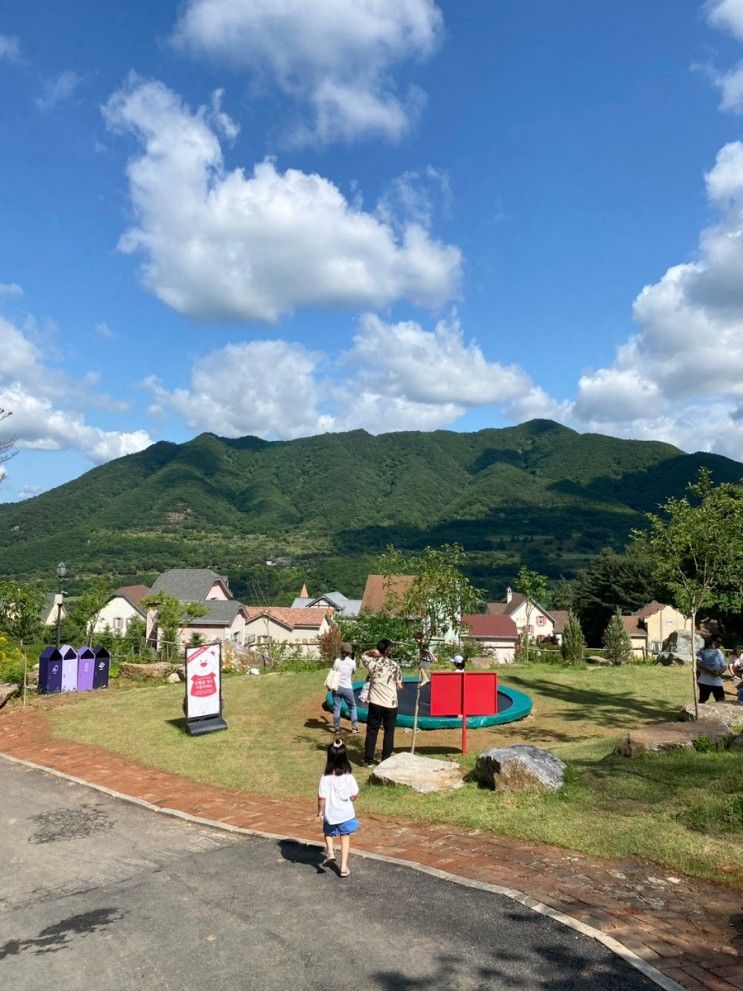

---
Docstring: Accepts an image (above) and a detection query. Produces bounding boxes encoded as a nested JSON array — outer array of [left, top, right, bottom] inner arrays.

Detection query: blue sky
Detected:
[[2, 0, 743, 502]]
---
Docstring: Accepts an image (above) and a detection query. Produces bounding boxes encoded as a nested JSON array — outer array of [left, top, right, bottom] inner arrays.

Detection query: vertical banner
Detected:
[[184, 643, 227, 735]]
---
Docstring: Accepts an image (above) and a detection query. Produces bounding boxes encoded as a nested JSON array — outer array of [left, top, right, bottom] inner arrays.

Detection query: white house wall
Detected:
[[93, 597, 143, 634]]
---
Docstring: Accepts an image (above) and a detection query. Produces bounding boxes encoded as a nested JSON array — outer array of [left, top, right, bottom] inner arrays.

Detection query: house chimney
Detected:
[[506, 586, 512, 604]]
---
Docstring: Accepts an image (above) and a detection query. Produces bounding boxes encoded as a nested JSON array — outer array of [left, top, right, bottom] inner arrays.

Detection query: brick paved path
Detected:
[[1, 705, 741, 991]]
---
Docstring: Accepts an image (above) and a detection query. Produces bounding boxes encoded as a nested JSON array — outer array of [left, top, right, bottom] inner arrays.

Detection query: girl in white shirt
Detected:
[[317, 738, 359, 878]]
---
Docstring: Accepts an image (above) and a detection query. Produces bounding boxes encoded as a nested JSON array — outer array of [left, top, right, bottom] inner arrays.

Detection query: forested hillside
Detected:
[[0, 419, 740, 601]]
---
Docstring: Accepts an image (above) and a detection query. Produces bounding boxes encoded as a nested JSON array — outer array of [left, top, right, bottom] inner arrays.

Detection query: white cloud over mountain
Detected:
[[104, 77, 460, 323], [0, 315, 152, 464], [570, 141, 743, 459], [171, 0, 443, 143], [706, 0, 743, 41], [144, 314, 550, 439]]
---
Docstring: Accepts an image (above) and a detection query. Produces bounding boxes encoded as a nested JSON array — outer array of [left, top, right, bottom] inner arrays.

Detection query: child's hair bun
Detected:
[[332, 738, 344, 749]]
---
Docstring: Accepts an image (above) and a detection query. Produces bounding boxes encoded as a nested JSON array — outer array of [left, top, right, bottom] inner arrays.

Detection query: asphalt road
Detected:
[[0, 758, 660, 991]]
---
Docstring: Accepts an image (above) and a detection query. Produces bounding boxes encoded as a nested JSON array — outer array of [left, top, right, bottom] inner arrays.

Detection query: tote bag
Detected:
[[324, 666, 341, 691]]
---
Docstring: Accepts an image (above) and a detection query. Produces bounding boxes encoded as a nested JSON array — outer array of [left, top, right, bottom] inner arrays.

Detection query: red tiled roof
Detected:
[[550, 610, 570, 634], [621, 616, 647, 638], [245, 607, 332, 630], [631, 601, 669, 620], [115, 584, 150, 607], [461, 614, 518, 639], [485, 592, 527, 617], [360, 575, 416, 615]]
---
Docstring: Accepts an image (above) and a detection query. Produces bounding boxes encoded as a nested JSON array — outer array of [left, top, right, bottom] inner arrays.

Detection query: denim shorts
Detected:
[[323, 817, 359, 837]]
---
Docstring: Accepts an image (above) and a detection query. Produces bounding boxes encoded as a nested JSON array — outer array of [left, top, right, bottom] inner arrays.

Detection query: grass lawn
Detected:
[[48, 663, 743, 889]]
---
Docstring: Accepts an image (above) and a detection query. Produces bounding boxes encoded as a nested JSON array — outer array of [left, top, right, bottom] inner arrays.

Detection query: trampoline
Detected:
[[326, 675, 532, 729]]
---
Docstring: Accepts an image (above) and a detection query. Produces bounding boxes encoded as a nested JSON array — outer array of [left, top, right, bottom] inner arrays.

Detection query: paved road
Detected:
[[0, 758, 660, 991]]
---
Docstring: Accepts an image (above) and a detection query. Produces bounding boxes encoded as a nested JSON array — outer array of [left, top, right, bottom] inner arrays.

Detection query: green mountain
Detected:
[[0, 419, 740, 601]]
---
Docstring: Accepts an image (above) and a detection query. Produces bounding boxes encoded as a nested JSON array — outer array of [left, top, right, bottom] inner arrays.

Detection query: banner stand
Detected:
[[184, 642, 228, 737]]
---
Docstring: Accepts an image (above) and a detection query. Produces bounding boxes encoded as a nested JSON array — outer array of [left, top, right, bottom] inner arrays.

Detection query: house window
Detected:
[[536, 615, 546, 626], [113, 617, 123, 631]]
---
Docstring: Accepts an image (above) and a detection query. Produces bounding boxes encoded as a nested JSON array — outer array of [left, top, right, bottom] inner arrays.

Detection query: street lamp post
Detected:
[[55, 562, 67, 649]]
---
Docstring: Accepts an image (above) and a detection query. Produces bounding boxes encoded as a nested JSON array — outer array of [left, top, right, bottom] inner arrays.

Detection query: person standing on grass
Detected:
[[728, 645, 743, 701], [318, 738, 359, 878], [331, 642, 359, 734], [697, 635, 726, 703], [362, 638, 403, 767]]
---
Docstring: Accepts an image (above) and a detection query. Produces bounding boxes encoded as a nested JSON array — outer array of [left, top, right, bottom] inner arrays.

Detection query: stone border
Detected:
[[1, 751, 684, 991]]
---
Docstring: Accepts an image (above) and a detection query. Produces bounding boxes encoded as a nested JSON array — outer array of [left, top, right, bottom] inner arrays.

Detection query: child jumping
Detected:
[[317, 738, 359, 878]]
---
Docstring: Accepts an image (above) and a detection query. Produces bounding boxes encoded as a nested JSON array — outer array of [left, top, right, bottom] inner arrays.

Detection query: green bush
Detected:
[[0, 634, 26, 684]]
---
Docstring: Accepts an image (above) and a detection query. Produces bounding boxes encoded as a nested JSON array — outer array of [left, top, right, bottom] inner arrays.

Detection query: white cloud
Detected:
[[0, 282, 23, 296], [144, 340, 332, 439], [36, 70, 82, 112], [145, 313, 552, 438], [568, 141, 743, 460], [706, 0, 743, 41], [171, 0, 442, 143], [0, 315, 152, 464], [103, 77, 460, 323], [710, 61, 743, 113], [0, 34, 21, 63], [93, 321, 115, 340]]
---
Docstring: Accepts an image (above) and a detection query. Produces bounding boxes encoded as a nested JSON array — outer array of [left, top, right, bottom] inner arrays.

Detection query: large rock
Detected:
[[586, 654, 612, 666], [119, 661, 177, 680], [475, 745, 566, 792], [679, 702, 742, 731], [0, 682, 19, 709], [616, 719, 731, 756], [370, 752, 464, 793], [655, 629, 704, 666]]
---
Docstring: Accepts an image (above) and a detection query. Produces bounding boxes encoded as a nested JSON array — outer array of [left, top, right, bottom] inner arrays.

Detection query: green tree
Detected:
[[560, 611, 585, 663], [0, 580, 44, 702], [550, 578, 575, 611], [515, 566, 548, 663], [62, 578, 114, 647], [634, 469, 743, 715], [141, 592, 207, 662], [378, 543, 484, 751], [603, 610, 633, 666], [573, 548, 659, 646]]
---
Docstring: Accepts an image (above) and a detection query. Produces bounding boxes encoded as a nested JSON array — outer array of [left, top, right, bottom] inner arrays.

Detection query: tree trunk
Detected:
[[21, 640, 27, 708], [691, 609, 698, 720]]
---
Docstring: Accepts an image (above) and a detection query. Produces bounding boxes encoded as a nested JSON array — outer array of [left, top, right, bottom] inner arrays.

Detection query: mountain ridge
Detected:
[[0, 420, 740, 599]]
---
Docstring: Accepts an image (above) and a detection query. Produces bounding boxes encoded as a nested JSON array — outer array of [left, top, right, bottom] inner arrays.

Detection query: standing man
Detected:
[[362, 639, 403, 767]]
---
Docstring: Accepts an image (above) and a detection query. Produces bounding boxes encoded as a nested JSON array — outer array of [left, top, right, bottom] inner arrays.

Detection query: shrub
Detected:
[[0, 634, 26, 685], [603, 610, 633, 666], [561, 612, 586, 663]]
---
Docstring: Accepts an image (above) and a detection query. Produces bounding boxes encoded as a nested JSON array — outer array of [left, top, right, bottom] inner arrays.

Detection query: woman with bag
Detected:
[[327, 643, 359, 734]]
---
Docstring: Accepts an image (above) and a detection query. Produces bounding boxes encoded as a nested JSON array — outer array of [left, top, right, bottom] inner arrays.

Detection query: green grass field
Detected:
[[48, 663, 743, 889]]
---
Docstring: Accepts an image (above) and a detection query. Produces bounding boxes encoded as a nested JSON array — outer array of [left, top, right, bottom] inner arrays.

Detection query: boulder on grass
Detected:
[[655, 630, 704, 666], [586, 655, 612, 666], [371, 752, 464, 793], [0, 682, 19, 709], [616, 719, 731, 756], [679, 702, 742, 731], [476, 744, 566, 792], [166, 672, 181, 684], [119, 661, 176, 680]]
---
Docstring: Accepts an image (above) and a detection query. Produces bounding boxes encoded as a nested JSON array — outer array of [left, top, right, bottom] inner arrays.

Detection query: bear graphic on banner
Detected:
[[186, 644, 221, 720]]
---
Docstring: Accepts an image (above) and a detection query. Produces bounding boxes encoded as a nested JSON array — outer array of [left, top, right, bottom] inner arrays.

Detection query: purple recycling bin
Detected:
[[38, 647, 63, 694], [92, 646, 110, 689], [60, 644, 78, 692], [77, 646, 95, 692]]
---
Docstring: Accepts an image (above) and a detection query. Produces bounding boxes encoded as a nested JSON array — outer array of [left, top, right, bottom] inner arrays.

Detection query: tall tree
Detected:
[[634, 469, 743, 715], [603, 610, 633, 666], [63, 578, 114, 647], [0, 579, 44, 703], [141, 592, 207, 662], [560, 611, 585, 663], [573, 548, 659, 646], [379, 543, 483, 751], [515, 566, 548, 663]]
